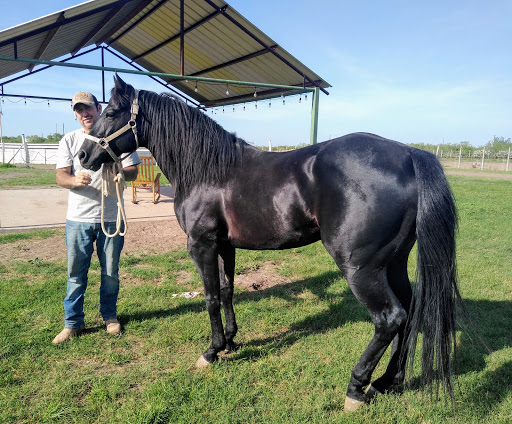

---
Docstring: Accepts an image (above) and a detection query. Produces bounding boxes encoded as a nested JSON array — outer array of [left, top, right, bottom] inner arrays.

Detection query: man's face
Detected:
[[74, 103, 102, 133]]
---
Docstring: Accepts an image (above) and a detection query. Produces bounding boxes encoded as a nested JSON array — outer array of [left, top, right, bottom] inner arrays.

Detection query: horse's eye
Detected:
[[105, 112, 115, 119]]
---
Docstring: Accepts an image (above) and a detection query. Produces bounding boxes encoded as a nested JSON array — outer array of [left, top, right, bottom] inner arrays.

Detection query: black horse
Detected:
[[79, 76, 465, 410]]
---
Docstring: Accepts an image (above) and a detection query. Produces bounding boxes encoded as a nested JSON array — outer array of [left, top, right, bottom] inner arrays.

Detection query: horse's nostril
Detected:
[[78, 150, 87, 162]]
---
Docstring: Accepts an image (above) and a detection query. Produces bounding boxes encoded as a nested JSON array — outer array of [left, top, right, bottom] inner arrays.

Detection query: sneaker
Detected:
[[52, 327, 84, 344], [104, 318, 121, 335]]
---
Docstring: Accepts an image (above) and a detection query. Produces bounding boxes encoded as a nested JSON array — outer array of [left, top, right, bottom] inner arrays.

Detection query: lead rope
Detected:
[[101, 162, 127, 237]]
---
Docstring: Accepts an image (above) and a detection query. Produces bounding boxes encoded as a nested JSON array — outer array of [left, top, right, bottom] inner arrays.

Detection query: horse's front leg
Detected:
[[219, 244, 238, 353], [188, 238, 226, 367]]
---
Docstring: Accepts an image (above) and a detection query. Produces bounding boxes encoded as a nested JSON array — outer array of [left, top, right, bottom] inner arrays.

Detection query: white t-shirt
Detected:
[[56, 128, 140, 223]]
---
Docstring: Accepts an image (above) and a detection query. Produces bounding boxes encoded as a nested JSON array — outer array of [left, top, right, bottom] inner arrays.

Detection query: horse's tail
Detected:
[[406, 148, 462, 399]]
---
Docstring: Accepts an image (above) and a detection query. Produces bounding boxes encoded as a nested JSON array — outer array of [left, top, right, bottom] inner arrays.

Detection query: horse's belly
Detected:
[[228, 222, 320, 250]]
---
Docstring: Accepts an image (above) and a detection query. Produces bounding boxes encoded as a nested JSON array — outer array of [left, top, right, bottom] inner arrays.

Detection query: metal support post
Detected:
[[310, 87, 319, 144], [101, 47, 106, 103]]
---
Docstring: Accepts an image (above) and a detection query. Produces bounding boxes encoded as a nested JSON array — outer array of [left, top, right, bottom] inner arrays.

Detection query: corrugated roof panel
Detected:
[[104, 0, 157, 42], [138, 9, 177, 43], [1, 13, 65, 40], [40, 14, 104, 58], [94, 2, 146, 43], [0, 0, 330, 106]]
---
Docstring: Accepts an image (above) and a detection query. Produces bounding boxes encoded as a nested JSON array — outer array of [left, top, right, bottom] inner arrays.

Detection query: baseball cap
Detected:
[[72, 91, 97, 110]]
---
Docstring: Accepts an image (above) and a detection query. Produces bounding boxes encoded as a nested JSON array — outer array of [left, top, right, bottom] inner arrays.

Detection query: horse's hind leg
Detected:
[[218, 244, 238, 353], [366, 254, 413, 400], [342, 267, 408, 411]]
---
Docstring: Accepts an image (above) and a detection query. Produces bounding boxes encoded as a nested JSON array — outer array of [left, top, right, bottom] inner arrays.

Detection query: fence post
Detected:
[[458, 147, 462, 169], [507, 147, 511, 172], [22, 134, 30, 168], [268, 139, 272, 152], [480, 146, 485, 170]]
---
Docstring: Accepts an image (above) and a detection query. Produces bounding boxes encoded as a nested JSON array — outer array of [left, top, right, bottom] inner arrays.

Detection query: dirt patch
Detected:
[[444, 170, 512, 179], [235, 262, 291, 291], [0, 219, 288, 291], [0, 220, 187, 264]]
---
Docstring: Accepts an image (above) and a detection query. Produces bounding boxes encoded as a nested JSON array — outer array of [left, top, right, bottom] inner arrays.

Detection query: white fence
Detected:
[[4, 139, 510, 172], [436, 146, 512, 171], [1, 141, 151, 165], [1, 142, 59, 165]]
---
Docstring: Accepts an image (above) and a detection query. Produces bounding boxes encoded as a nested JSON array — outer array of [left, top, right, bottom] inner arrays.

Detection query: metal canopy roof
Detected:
[[0, 0, 331, 108]]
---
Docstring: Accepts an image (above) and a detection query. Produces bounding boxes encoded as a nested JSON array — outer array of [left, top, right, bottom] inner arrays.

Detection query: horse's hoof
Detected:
[[195, 355, 212, 368], [344, 396, 365, 412]]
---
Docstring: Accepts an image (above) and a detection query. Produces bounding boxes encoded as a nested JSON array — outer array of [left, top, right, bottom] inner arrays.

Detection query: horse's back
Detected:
[[216, 133, 419, 253]]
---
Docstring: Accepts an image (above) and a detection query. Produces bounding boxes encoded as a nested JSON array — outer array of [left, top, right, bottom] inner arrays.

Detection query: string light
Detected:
[[194, 81, 198, 93], [253, 87, 257, 97], [47, 100, 50, 107], [225, 84, 230, 96], [204, 92, 309, 116]]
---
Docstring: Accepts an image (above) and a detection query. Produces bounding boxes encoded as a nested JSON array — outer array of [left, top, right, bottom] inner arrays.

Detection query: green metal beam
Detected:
[[0, 55, 322, 145], [310, 87, 320, 144], [0, 55, 315, 93]]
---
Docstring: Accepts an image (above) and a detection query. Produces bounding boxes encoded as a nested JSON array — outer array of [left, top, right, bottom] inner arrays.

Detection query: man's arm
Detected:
[[123, 165, 138, 182], [56, 166, 91, 189]]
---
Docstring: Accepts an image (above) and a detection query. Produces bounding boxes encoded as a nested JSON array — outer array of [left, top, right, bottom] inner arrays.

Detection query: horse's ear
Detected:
[[113, 74, 127, 92]]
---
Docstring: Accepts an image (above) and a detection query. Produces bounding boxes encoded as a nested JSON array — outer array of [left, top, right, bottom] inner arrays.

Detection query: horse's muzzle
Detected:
[[78, 149, 101, 171]]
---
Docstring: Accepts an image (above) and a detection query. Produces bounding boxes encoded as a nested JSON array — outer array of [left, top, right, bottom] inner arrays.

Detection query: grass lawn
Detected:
[[0, 174, 511, 423]]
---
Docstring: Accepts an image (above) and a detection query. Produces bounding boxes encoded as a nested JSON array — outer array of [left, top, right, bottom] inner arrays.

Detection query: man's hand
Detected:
[[56, 167, 92, 189], [74, 171, 92, 187]]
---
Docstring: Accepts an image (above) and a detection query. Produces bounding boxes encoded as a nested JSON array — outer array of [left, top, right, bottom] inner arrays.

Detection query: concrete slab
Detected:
[[0, 186, 176, 234]]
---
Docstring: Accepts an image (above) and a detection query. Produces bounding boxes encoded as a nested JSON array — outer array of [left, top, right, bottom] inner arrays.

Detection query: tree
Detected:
[[26, 135, 47, 143], [485, 136, 512, 152]]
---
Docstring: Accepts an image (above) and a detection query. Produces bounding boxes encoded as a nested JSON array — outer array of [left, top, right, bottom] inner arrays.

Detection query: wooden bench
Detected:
[[131, 156, 161, 203]]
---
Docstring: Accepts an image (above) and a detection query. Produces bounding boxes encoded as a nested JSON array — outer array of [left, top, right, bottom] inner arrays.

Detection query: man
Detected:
[[52, 91, 140, 344]]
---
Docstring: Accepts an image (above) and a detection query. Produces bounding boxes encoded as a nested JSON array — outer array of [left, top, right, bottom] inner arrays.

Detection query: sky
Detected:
[[0, 0, 511, 147]]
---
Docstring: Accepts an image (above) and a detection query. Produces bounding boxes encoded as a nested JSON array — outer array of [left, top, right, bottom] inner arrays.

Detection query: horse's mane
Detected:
[[114, 85, 245, 194]]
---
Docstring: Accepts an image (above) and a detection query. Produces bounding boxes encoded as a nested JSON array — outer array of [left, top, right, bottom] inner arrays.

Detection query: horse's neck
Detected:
[[144, 141, 176, 186]]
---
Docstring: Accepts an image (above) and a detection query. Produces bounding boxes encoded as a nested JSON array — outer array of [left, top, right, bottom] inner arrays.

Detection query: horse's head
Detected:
[[79, 75, 141, 171]]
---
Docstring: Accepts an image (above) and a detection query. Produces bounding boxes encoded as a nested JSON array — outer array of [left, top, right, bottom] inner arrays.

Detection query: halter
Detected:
[[83, 90, 140, 238], [84, 89, 140, 163]]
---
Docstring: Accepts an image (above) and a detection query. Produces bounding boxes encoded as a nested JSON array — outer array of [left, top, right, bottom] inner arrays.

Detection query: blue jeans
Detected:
[[63, 220, 125, 329]]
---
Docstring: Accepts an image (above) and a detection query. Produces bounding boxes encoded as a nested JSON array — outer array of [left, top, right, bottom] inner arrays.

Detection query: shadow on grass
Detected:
[[118, 270, 367, 356], [120, 300, 206, 324], [117, 268, 511, 413], [232, 271, 369, 360]]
